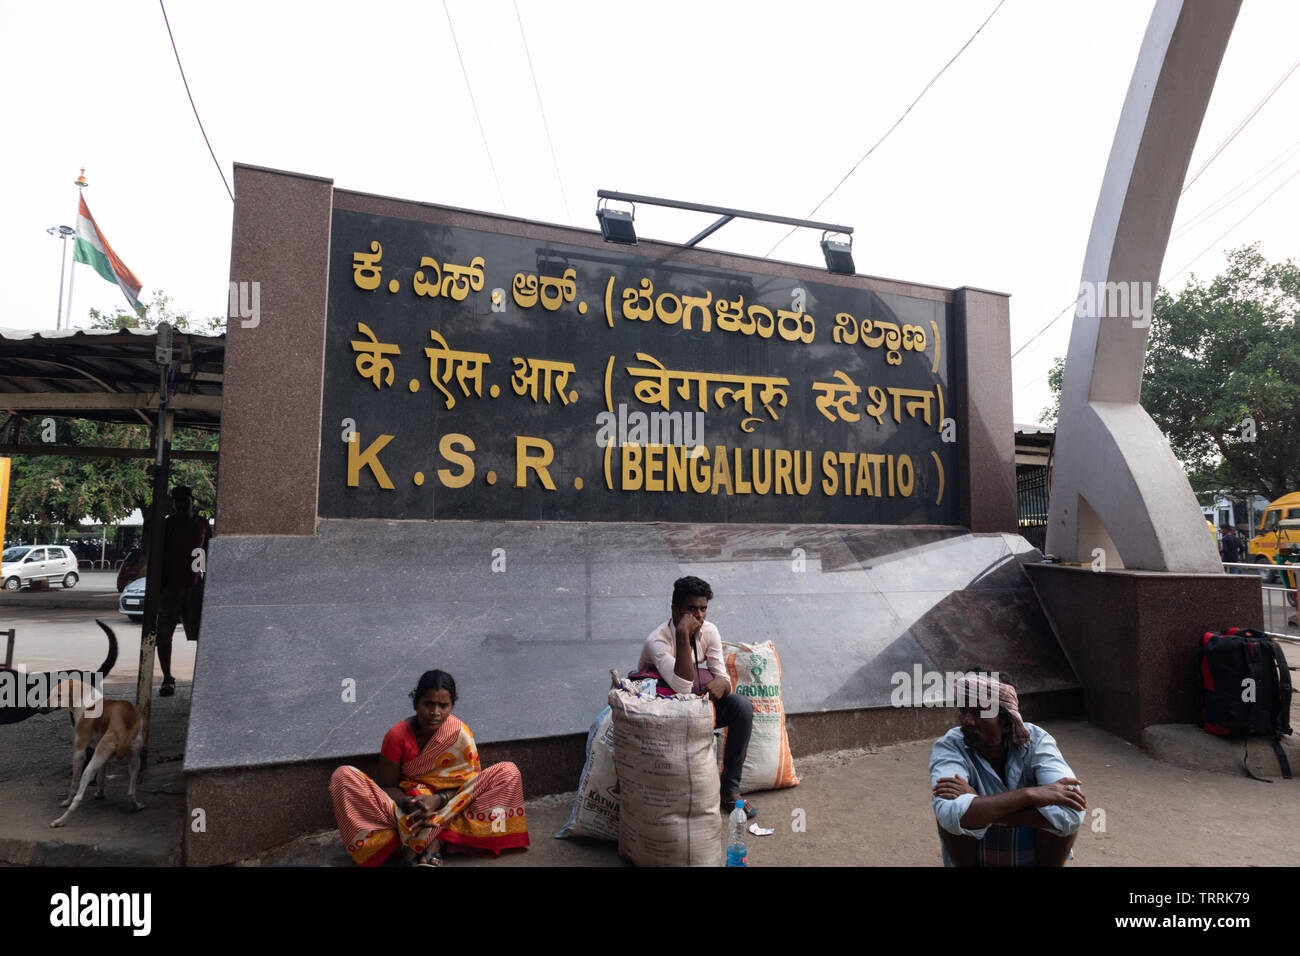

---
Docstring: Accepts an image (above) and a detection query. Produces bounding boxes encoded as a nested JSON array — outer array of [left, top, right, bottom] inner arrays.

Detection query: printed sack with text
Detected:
[[723, 640, 800, 793]]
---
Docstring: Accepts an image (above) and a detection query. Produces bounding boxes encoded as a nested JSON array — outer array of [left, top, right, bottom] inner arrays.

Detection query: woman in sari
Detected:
[[329, 670, 530, 866]]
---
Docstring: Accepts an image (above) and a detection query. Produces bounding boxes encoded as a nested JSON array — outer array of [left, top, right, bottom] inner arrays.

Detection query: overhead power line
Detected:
[[1171, 138, 1300, 242], [1182, 56, 1300, 195], [159, 0, 233, 203], [1012, 155, 1300, 363], [514, 0, 572, 225], [443, 0, 509, 213], [766, 0, 1006, 257], [1162, 163, 1300, 286]]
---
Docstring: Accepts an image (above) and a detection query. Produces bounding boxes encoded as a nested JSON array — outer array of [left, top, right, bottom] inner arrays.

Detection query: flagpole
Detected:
[[67, 168, 87, 329]]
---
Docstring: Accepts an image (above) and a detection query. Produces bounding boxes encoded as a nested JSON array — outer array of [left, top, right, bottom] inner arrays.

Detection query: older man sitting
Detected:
[[930, 672, 1085, 867]]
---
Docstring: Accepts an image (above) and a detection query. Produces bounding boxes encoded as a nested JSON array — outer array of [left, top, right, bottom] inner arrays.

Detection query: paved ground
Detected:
[[2, 582, 1295, 867], [4, 674, 1295, 868]]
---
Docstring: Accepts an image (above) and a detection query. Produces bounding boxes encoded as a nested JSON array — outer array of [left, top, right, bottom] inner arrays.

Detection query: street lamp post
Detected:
[[46, 224, 75, 330]]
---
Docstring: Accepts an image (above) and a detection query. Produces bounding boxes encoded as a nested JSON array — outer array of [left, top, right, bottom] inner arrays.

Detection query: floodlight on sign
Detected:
[[821, 232, 855, 276], [596, 200, 637, 245]]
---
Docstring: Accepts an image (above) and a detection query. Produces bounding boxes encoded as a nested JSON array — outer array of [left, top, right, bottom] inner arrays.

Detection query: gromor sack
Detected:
[[723, 640, 800, 793], [555, 676, 658, 841], [609, 685, 721, 867]]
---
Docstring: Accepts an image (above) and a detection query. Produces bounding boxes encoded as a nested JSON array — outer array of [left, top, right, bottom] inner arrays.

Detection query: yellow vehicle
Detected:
[[1247, 491, 1300, 577]]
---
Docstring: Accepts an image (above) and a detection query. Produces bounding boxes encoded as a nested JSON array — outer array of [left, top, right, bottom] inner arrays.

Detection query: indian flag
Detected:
[[73, 195, 143, 311]]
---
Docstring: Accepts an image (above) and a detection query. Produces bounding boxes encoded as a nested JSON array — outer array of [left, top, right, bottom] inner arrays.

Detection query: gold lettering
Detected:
[[711, 444, 733, 495], [644, 443, 665, 492], [437, 433, 475, 488], [424, 331, 490, 410], [897, 454, 914, 496], [347, 433, 395, 489], [864, 385, 888, 426], [350, 322, 400, 389], [732, 448, 751, 494], [777, 308, 815, 344], [748, 304, 775, 339], [413, 257, 442, 298], [855, 454, 872, 496], [511, 356, 577, 405], [690, 446, 711, 493], [516, 436, 557, 490], [440, 256, 486, 301], [655, 291, 682, 326], [622, 278, 654, 322], [832, 312, 858, 344], [774, 450, 793, 495], [352, 241, 383, 290], [715, 296, 745, 333], [621, 443, 643, 490], [750, 449, 771, 495], [793, 452, 812, 495], [512, 272, 540, 308], [538, 267, 577, 311], [821, 451, 838, 495], [811, 370, 862, 423], [681, 291, 713, 332], [665, 445, 688, 492]]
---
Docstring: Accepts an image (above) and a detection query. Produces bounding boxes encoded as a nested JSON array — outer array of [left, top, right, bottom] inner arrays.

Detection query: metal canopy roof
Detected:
[[0, 326, 224, 431]]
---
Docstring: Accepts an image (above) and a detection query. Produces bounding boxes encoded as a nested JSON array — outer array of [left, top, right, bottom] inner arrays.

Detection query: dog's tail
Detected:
[[94, 620, 118, 678]]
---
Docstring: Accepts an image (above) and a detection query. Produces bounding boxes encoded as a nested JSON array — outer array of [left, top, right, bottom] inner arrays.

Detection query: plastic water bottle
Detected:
[[726, 799, 748, 867]]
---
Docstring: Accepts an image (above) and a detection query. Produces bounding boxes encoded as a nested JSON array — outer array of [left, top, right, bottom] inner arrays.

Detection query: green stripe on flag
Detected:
[[73, 237, 118, 286]]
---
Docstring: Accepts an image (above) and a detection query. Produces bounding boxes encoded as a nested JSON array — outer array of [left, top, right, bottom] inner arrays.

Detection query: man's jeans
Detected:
[[714, 693, 753, 798]]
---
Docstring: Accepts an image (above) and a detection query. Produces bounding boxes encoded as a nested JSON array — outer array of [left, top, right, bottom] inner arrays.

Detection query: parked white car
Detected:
[[119, 576, 146, 620], [1, 545, 80, 590]]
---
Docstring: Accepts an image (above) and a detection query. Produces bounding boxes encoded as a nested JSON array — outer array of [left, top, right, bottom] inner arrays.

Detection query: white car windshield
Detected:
[[2, 547, 32, 562]]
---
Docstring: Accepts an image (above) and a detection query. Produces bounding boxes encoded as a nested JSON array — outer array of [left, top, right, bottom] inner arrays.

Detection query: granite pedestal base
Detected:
[[1024, 564, 1264, 744]]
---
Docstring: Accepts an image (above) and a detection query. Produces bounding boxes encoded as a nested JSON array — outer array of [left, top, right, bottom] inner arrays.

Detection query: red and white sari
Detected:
[[329, 715, 529, 866]]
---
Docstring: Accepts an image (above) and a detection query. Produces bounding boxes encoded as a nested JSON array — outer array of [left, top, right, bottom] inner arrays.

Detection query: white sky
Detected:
[[2, 0, 1297, 424]]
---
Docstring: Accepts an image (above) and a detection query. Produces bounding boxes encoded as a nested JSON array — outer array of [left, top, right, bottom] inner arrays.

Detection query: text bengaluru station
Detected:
[[321, 208, 957, 524]]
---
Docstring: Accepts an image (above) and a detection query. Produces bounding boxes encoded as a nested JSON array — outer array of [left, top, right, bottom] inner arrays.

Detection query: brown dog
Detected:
[[46, 679, 145, 827]]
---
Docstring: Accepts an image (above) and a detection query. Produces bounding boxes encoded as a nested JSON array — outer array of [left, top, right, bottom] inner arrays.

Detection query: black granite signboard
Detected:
[[319, 208, 957, 524]]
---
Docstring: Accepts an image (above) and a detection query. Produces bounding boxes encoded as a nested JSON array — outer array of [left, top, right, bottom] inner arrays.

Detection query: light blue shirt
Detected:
[[929, 723, 1083, 840]]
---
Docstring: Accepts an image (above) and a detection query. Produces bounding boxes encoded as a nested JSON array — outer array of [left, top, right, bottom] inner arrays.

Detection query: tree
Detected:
[[4, 292, 223, 543], [1040, 245, 1300, 500]]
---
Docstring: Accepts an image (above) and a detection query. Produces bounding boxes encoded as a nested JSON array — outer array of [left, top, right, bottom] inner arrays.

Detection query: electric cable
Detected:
[[159, 1, 233, 203], [514, 0, 573, 225], [765, 0, 1006, 257], [443, 0, 509, 213]]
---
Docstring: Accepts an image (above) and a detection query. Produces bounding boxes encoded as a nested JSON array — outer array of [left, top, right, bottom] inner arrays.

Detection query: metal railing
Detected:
[[1222, 561, 1298, 643]]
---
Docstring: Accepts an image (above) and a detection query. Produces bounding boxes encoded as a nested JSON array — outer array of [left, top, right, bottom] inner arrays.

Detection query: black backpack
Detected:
[[1200, 627, 1293, 780]]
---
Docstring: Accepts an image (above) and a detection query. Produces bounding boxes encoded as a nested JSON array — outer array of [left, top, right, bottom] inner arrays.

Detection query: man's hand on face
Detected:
[[675, 613, 702, 642], [932, 773, 977, 801], [704, 676, 730, 701]]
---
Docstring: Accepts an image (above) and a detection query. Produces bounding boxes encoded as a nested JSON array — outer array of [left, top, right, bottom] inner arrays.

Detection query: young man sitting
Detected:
[[634, 575, 756, 818]]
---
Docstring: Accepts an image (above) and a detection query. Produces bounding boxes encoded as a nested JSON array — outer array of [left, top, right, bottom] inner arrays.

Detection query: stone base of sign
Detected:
[[1023, 564, 1264, 744], [183, 521, 1081, 864]]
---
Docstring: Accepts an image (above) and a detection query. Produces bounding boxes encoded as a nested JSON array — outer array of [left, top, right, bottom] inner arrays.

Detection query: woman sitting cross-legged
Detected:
[[329, 669, 530, 866]]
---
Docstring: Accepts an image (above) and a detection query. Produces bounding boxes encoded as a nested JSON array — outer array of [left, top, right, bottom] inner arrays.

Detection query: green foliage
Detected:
[[4, 292, 222, 538], [1037, 356, 1065, 427], [87, 288, 225, 335], [1041, 246, 1300, 500]]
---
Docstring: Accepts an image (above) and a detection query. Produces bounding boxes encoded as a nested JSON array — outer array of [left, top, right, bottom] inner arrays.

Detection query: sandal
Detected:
[[159, 677, 176, 698], [724, 797, 757, 820]]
